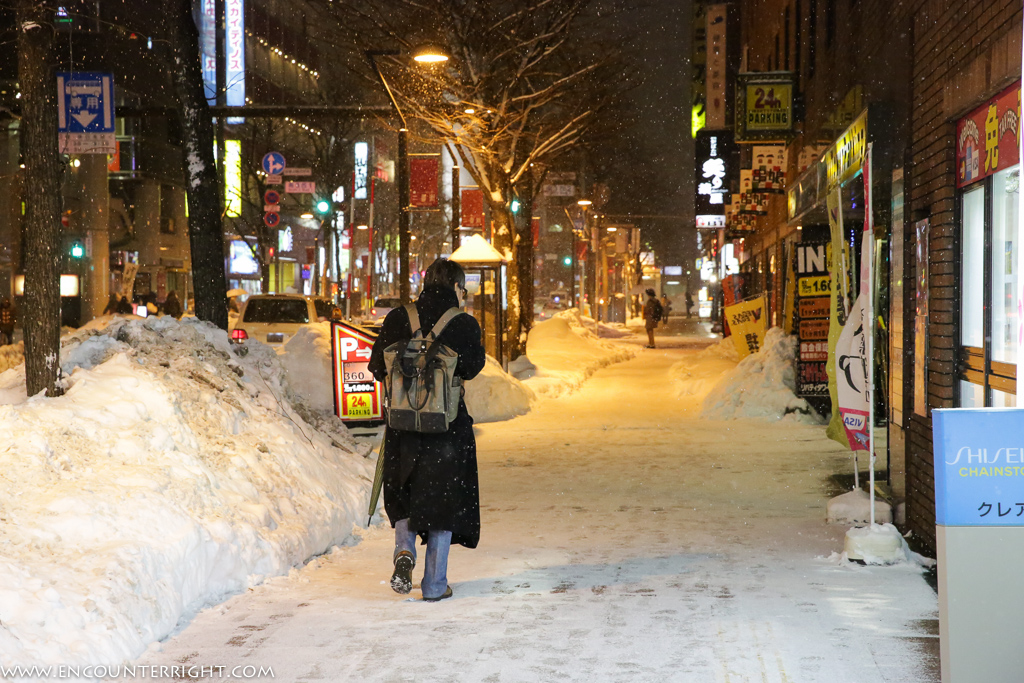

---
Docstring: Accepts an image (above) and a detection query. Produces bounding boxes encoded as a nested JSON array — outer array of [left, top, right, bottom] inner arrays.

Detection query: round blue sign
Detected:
[[262, 152, 286, 176], [263, 212, 281, 228]]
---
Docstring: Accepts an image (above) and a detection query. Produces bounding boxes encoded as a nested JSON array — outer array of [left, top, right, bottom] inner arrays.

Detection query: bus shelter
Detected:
[[451, 234, 507, 366]]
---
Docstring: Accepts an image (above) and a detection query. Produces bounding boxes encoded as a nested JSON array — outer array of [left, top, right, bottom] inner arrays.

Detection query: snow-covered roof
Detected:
[[450, 234, 506, 265]]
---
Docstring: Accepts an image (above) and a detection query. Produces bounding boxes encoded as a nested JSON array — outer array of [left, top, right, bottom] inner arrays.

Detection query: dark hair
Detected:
[[646, 288, 656, 297], [424, 258, 466, 291]]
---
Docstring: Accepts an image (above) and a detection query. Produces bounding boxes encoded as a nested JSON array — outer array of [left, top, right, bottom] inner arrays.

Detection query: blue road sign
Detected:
[[933, 408, 1024, 527], [264, 212, 281, 228], [262, 152, 286, 176], [57, 72, 114, 133]]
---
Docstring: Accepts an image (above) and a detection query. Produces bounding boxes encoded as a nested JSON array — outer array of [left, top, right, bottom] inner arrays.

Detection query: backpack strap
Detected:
[[404, 304, 422, 337], [427, 307, 465, 340]]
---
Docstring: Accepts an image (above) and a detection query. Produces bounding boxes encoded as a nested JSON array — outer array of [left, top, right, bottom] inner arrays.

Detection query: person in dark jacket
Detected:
[[163, 291, 183, 319], [368, 258, 486, 602], [102, 293, 119, 316], [0, 299, 14, 346], [642, 288, 660, 348], [116, 296, 133, 315]]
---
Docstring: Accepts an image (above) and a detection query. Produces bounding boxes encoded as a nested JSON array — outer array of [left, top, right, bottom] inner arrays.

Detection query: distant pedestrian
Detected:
[[685, 291, 694, 319], [103, 293, 119, 315], [0, 299, 14, 346], [368, 258, 486, 602], [642, 288, 662, 349], [145, 292, 160, 316], [660, 294, 672, 321], [116, 296, 133, 315], [163, 291, 183, 319]]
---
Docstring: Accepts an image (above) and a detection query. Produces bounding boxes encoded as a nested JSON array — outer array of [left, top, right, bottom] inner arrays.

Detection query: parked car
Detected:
[[230, 294, 317, 346], [366, 296, 402, 324]]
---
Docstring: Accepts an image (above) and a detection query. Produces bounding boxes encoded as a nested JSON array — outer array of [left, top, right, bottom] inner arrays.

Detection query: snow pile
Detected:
[[279, 321, 531, 423], [0, 341, 23, 374], [700, 328, 822, 422], [827, 488, 893, 525], [843, 524, 909, 565], [280, 322, 335, 414], [0, 316, 372, 668], [672, 337, 741, 400], [523, 313, 636, 398], [464, 355, 535, 423]]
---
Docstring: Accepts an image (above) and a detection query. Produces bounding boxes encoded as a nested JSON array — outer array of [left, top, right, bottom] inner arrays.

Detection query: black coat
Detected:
[[368, 285, 487, 548]]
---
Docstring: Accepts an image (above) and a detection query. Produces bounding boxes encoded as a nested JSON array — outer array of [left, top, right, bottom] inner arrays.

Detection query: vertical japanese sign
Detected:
[[354, 142, 369, 199], [331, 322, 384, 423], [409, 156, 440, 209], [826, 189, 851, 447], [914, 218, 929, 417], [704, 4, 729, 129], [461, 188, 484, 229], [225, 0, 245, 120], [890, 168, 905, 427], [795, 241, 831, 397], [200, 0, 217, 104], [724, 295, 767, 358]]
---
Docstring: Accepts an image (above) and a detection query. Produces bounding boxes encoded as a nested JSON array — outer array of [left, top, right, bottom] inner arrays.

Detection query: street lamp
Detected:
[[366, 46, 449, 305], [570, 199, 593, 310]]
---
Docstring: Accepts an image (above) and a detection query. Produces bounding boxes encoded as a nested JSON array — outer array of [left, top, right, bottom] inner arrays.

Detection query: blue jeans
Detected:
[[394, 518, 452, 599]]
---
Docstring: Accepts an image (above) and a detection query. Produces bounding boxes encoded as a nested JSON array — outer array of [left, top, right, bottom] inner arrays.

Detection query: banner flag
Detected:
[[725, 294, 768, 359], [461, 188, 484, 228], [409, 156, 440, 209], [826, 189, 851, 448]]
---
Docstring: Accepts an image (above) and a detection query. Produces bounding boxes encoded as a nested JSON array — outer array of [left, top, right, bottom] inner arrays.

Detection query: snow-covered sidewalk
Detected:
[[139, 343, 939, 683]]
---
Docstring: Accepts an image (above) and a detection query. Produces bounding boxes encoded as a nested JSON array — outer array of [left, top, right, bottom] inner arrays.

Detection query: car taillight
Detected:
[[371, 308, 377, 316], [230, 329, 248, 342]]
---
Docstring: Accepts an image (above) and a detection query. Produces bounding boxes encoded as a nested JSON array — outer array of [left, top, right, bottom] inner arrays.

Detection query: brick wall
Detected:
[[901, 0, 1022, 555]]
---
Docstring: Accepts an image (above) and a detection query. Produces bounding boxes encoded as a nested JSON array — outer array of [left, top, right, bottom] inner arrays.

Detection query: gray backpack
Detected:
[[382, 304, 466, 433]]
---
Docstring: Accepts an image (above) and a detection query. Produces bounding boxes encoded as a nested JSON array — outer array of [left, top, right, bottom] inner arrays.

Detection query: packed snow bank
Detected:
[[280, 321, 532, 423], [0, 316, 372, 668], [672, 337, 741, 400], [699, 328, 823, 423], [844, 524, 909, 565], [0, 342, 23, 374], [464, 355, 535, 422], [827, 488, 893, 525], [524, 311, 636, 398]]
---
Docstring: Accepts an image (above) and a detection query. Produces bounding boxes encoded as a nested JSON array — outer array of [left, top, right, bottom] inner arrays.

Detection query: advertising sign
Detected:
[[956, 81, 1020, 188], [735, 72, 795, 141], [695, 131, 735, 217], [794, 240, 831, 397], [461, 188, 485, 229], [705, 4, 730, 130], [409, 156, 440, 209], [331, 322, 384, 423], [751, 145, 787, 193], [56, 72, 115, 154], [225, 0, 245, 120], [933, 408, 1024, 526], [822, 110, 867, 192], [354, 142, 369, 199], [724, 295, 767, 358]]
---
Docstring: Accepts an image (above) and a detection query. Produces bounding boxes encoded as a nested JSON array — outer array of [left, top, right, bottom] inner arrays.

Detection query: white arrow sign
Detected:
[[72, 111, 97, 128]]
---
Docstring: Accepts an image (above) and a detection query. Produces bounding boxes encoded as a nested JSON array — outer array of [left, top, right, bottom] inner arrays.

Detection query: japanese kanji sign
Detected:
[[57, 72, 115, 154], [956, 81, 1020, 188], [724, 295, 767, 359], [409, 155, 440, 209], [933, 408, 1024, 527], [331, 321, 384, 423]]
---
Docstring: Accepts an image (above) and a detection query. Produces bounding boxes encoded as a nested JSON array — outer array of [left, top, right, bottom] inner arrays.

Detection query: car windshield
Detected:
[[313, 300, 335, 318], [242, 298, 309, 324], [374, 298, 401, 308]]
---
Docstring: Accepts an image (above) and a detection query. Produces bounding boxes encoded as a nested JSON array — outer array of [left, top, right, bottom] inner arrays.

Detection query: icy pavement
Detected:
[[138, 339, 939, 683]]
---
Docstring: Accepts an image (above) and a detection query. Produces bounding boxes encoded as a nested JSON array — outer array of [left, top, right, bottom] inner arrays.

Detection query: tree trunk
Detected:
[[514, 180, 538, 358], [169, 0, 228, 329], [18, 1, 63, 397]]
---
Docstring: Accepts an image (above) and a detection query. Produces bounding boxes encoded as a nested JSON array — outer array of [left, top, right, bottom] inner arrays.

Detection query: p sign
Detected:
[[330, 321, 384, 424]]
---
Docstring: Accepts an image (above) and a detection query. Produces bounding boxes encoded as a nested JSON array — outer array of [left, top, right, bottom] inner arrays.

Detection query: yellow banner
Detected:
[[823, 110, 867, 191], [725, 295, 768, 359]]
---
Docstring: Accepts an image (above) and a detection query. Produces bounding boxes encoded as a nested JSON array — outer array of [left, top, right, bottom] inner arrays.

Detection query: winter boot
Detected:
[[391, 551, 414, 594]]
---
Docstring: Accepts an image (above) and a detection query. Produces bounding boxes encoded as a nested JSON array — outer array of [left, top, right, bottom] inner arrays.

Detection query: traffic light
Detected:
[[70, 241, 84, 259], [510, 198, 521, 214], [562, 256, 572, 267], [314, 198, 331, 215]]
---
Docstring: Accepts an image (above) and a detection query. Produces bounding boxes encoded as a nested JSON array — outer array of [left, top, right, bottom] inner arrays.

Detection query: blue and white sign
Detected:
[[225, 0, 245, 122], [57, 72, 115, 155], [262, 152, 286, 176], [57, 72, 114, 133], [933, 408, 1024, 527]]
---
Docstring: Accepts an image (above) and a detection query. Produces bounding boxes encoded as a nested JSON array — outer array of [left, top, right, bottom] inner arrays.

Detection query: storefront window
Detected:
[[960, 185, 985, 348], [991, 167, 1019, 365]]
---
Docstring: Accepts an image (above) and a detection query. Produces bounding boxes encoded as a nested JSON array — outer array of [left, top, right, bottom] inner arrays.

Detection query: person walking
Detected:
[[660, 294, 672, 321], [368, 258, 486, 602], [163, 291, 183, 319], [116, 296, 133, 315], [642, 288, 662, 349], [0, 299, 14, 346], [685, 290, 694, 319], [102, 293, 119, 316]]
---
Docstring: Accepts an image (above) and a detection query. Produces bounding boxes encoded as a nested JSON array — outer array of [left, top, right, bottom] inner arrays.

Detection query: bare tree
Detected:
[[17, 0, 63, 397], [167, 0, 228, 329], [311, 0, 627, 358]]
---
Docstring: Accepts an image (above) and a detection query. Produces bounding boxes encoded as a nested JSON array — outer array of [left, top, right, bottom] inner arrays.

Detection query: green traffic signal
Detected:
[[562, 256, 572, 267], [70, 242, 84, 258], [510, 198, 520, 214], [315, 199, 331, 215]]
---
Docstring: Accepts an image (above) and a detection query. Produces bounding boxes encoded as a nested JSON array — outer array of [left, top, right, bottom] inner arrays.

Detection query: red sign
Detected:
[[264, 189, 280, 205], [331, 322, 384, 423], [263, 212, 280, 228], [532, 216, 540, 248], [461, 188, 484, 229], [957, 81, 1020, 188], [107, 141, 120, 172], [409, 157, 440, 208]]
